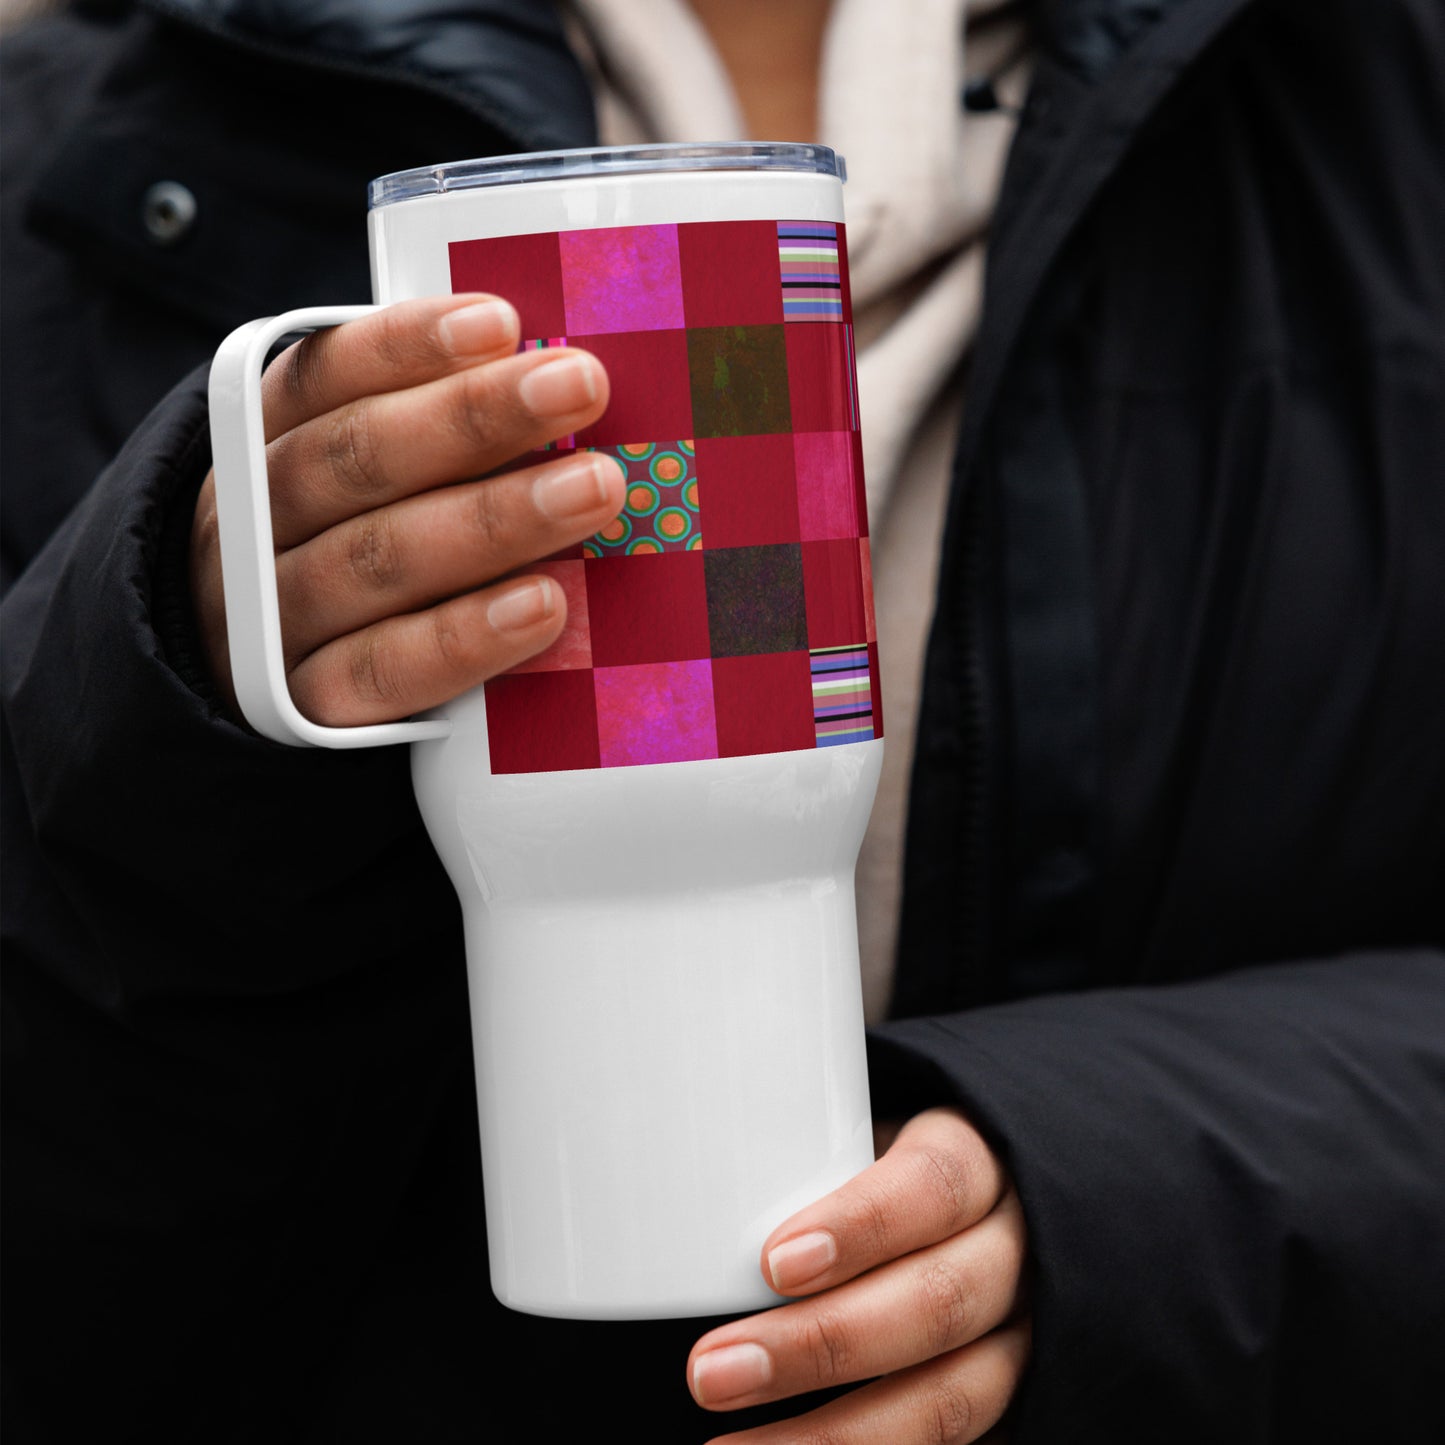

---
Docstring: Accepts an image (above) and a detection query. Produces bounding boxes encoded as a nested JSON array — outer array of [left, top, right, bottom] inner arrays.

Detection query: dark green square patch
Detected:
[[686, 325, 792, 438], [704, 543, 807, 657]]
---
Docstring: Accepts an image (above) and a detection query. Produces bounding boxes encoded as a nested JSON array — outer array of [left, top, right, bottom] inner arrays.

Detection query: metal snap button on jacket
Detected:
[[141, 181, 196, 245]]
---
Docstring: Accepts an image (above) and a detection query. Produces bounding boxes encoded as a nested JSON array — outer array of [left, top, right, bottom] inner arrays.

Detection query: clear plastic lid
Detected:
[[369, 142, 846, 211]]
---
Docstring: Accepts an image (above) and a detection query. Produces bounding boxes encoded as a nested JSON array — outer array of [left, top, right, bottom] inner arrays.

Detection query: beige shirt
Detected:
[[568, 0, 1027, 1018]]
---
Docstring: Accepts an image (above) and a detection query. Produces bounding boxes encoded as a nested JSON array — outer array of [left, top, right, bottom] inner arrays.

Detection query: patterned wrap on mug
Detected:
[[450, 219, 881, 773]]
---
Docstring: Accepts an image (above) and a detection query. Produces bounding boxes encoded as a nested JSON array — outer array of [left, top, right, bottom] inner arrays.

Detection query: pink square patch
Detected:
[[560, 225, 685, 334], [595, 660, 718, 767], [507, 560, 591, 673], [794, 431, 860, 541]]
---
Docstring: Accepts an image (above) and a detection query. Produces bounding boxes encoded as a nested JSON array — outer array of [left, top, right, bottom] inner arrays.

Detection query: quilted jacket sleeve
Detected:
[[869, 948, 1445, 1444], [1, 365, 460, 1003]]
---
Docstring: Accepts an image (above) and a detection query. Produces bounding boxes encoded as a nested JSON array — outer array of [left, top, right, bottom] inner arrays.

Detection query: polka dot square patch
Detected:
[[584, 441, 700, 556]]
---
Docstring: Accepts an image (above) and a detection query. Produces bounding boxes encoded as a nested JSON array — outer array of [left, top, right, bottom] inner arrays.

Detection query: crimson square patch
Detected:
[[572, 330, 694, 446], [694, 433, 799, 549], [678, 220, 784, 328], [712, 652, 816, 758], [785, 323, 858, 434], [860, 539, 877, 643], [850, 430, 870, 537], [485, 670, 600, 773], [450, 234, 566, 339], [585, 549, 710, 667], [801, 538, 867, 649]]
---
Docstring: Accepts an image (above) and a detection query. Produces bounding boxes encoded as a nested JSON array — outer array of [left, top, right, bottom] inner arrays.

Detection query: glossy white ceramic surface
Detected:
[[414, 685, 881, 1317]]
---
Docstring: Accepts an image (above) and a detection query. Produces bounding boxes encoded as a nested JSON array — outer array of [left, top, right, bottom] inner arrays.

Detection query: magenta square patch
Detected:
[[794, 431, 861, 540], [560, 225, 686, 334], [595, 660, 718, 767]]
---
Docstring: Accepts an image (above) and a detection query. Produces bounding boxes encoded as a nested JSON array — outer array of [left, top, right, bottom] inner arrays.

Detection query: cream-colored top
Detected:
[[568, 0, 1027, 1019]]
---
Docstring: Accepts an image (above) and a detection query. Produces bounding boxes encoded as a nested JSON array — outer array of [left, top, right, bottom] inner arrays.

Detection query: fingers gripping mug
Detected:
[[209, 144, 883, 1319]]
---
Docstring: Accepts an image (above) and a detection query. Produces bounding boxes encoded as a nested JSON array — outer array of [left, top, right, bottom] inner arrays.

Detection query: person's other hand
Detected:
[[191, 295, 624, 724], [687, 1108, 1030, 1443]]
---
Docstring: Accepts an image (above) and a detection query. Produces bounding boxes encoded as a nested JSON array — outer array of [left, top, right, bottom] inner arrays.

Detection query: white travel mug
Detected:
[[208, 143, 883, 1319]]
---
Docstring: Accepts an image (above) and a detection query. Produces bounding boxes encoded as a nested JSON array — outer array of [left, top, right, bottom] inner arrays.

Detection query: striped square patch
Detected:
[[778, 222, 843, 322], [810, 644, 874, 746]]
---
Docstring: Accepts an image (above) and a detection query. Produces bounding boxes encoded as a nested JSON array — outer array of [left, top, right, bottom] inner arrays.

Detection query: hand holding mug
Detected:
[[190, 294, 625, 726], [689, 1109, 1032, 1444]]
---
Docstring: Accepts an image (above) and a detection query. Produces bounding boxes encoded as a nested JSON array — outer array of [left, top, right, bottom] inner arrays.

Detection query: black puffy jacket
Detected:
[[3, 2, 1443, 1440]]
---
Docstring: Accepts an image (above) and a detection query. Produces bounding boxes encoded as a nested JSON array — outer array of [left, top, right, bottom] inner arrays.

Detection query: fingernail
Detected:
[[517, 354, 597, 417], [487, 580, 554, 633], [692, 1343, 772, 1406], [533, 455, 613, 521], [767, 1230, 837, 1292], [438, 299, 517, 355]]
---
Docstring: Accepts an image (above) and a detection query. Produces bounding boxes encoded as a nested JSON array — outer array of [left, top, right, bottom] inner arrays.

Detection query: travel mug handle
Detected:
[[208, 306, 452, 749]]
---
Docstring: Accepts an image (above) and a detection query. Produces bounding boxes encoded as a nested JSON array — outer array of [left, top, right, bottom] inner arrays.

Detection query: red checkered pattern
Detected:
[[449, 219, 881, 773]]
